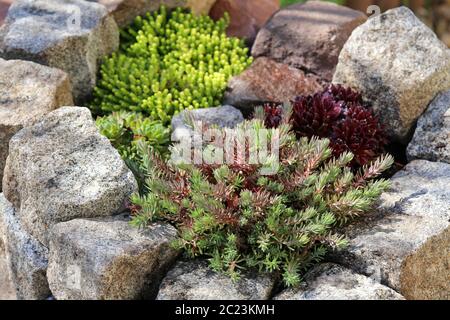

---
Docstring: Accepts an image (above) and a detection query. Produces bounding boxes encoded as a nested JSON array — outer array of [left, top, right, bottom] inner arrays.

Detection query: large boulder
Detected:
[[0, 0, 119, 102], [0, 194, 50, 300], [209, 0, 280, 45], [407, 90, 450, 163], [275, 263, 404, 300], [0, 58, 73, 192], [157, 260, 276, 300], [251, 1, 366, 81], [333, 7, 450, 144], [329, 160, 450, 300], [224, 57, 322, 114], [2, 107, 137, 247], [47, 215, 179, 300]]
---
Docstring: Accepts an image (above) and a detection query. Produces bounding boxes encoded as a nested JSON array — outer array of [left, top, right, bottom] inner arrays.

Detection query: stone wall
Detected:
[[0, 0, 449, 300]]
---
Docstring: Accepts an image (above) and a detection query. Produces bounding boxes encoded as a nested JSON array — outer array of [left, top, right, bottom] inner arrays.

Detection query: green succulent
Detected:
[[96, 111, 170, 160], [131, 110, 394, 286], [91, 6, 252, 161], [92, 6, 251, 122]]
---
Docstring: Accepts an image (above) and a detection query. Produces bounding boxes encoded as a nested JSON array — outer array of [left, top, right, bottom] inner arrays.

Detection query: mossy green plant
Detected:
[[92, 6, 252, 124], [91, 6, 252, 161]]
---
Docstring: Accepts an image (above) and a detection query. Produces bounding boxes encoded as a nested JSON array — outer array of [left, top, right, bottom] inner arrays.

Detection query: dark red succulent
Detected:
[[323, 84, 363, 107], [263, 103, 283, 129], [291, 93, 342, 138], [332, 105, 387, 166], [263, 85, 387, 167]]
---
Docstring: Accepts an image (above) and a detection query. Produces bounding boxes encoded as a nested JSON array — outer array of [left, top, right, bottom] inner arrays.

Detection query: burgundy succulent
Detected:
[[332, 104, 387, 166], [264, 84, 387, 167], [323, 84, 363, 107], [263, 103, 283, 129], [291, 93, 342, 138]]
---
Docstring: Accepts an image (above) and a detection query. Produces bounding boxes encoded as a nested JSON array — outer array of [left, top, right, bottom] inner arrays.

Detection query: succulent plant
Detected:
[[96, 111, 171, 160], [92, 6, 252, 124], [131, 109, 393, 286], [264, 85, 387, 167], [323, 83, 363, 107]]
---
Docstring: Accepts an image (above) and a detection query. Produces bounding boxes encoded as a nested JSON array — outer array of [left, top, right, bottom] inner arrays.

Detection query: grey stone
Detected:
[[0, 0, 119, 102], [275, 263, 404, 300], [0, 248, 16, 300], [2, 107, 137, 247], [0, 58, 73, 191], [0, 193, 5, 248], [378, 160, 450, 221], [407, 90, 450, 163], [252, 1, 366, 81], [157, 260, 276, 300], [333, 7, 450, 144], [0, 194, 9, 300], [329, 161, 450, 300], [0, 194, 50, 300], [171, 105, 244, 144], [47, 215, 179, 300]]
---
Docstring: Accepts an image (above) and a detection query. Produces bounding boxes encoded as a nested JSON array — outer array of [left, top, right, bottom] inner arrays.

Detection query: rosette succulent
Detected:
[[264, 85, 387, 167]]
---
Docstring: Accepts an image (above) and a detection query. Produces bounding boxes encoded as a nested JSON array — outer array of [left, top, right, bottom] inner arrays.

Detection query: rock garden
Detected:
[[0, 0, 449, 301]]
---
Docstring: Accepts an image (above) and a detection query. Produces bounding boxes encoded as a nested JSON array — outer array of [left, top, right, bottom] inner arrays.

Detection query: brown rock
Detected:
[[224, 57, 322, 114], [210, 0, 279, 45], [251, 1, 367, 81], [0, 1, 12, 27]]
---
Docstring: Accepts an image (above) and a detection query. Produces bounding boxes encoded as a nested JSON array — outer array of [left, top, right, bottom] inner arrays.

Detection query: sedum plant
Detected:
[[92, 6, 252, 124], [96, 111, 171, 159], [264, 85, 387, 167], [130, 108, 393, 286]]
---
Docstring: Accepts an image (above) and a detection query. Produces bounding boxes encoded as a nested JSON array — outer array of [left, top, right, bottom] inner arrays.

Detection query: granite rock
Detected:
[[0, 194, 50, 300], [275, 263, 404, 300], [407, 90, 450, 163], [47, 215, 179, 300], [2, 107, 137, 247], [333, 7, 450, 143], [0, 58, 73, 191], [157, 260, 276, 300], [329, 161, 450, 300], [0, 0, 119, 102]]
